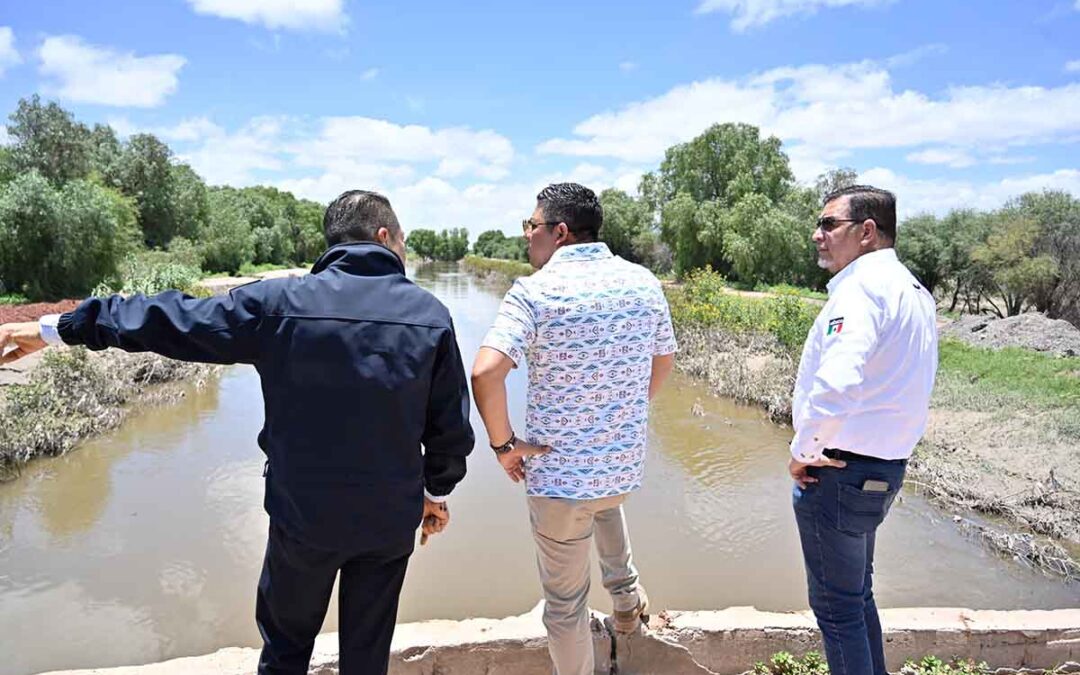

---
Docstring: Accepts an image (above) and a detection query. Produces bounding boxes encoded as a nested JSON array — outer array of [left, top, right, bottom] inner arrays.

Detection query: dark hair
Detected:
[[536, 183, 603, 243], [323, 190, 401, 247], [823, 184, 897, 242]]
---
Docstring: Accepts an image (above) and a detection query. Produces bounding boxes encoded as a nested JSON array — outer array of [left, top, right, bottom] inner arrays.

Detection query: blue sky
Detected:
[[1, 0, 1079, 237]]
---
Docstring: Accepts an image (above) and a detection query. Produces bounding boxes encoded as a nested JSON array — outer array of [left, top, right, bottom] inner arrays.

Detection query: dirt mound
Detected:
[[0, 300, 80, 324], [940, 313, 1080, 357]]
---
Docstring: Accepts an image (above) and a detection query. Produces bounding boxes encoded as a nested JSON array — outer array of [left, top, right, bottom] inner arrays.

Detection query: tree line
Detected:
[[587, 123, 1077, 325], [0, 96, 326, 301]]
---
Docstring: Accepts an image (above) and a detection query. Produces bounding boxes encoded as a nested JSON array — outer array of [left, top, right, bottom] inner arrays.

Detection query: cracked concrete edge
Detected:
[[39, 606, 1080, 675]]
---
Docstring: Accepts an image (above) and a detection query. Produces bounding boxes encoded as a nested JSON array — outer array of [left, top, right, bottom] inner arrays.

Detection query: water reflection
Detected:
[[0, 263, 1077, 675]]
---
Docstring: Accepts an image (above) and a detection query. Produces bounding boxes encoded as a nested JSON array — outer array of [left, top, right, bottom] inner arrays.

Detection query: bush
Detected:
[[900, 656, 990, 674], [0, 172, 137, 300], [462, 255, 533, 281], [94, 252, 202, 297], [669, 267, 818, 351]]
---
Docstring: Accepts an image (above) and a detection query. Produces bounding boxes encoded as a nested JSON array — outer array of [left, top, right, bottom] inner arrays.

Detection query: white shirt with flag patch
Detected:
[[790, 248, 938, 463], [482, 242, 677, 500]]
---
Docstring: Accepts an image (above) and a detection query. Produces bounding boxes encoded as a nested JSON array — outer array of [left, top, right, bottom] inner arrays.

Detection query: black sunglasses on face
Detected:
[[522, 219, 562, 234], [816, 216, 864, 232]]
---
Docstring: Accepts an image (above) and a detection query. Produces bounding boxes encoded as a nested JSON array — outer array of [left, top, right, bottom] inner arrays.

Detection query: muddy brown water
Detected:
[[2, 263, 1078, 675]]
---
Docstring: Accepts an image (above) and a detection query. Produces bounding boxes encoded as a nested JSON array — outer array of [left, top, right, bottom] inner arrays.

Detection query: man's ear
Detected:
[[555, 222, 570, 245], [861, 219, 878, 245], [376, 226, 390, 245]]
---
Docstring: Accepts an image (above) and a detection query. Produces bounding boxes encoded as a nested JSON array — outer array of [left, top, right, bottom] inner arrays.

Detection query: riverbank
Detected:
[[0, 268, 307, 481], [462, 258, 1080, 579], [40, 605, 1080, 675]]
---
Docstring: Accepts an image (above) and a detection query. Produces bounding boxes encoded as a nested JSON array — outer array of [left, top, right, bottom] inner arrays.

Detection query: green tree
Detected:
[[599, 188, 650, 262], [88, 123, 124, 188], [897, 214, 948, 295], [649, 123, 801, 280], [814, 167, 858, 199], [117, 133, 185, 248], [1005, 190, 1080, 323], [473, 230, 508, 258], [433, 228, 469, 261], [6, 95, 92, 184], [650, 122, 793, 208], [200, 189, 255, 274], [972, 214, 1058, 317], [407, 228, 438, 259], [169, 163, 210, 242], [0, 172, 136, 299], [0, 146, 15, 185]]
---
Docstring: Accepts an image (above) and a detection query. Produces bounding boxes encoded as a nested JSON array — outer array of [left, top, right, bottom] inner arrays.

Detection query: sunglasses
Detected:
[[522, 219, 563, 235], [816, 216, 864, 233]]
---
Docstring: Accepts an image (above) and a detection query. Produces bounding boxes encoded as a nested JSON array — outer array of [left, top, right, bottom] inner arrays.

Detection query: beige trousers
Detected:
[[528, 494, 642, 675]]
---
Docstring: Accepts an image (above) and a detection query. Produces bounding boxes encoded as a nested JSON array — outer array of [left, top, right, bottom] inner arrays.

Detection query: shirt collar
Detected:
[[826, 247, 898, 295], [547, 242, 613, 265]]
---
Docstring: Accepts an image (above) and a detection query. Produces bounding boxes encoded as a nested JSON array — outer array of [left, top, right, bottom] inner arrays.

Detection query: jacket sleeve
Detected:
[[422, 324, 475, 498], [56, 284, 265, 365]]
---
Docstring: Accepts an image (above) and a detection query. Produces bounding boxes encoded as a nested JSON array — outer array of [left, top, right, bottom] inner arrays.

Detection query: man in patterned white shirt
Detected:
[[472, 183, 677, 675]]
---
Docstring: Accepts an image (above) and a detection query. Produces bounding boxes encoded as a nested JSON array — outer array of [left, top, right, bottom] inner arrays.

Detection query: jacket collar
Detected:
[[826, 247, 897, 295], [547, 242, 613, 265], [311, 242, 406, 277]]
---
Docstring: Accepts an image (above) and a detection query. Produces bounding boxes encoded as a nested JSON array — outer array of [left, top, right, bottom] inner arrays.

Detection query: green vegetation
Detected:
[[408, 227, 470, 261], [461, 255, 533, 281], [0, 348, 211, 479], [753, 652, 997, 675], [473, 230, 527, 261], [668, 267, 818, 351], [0, 293, 30, 305], [0, 96, 326, 301], [935, 341, 1080, 414]]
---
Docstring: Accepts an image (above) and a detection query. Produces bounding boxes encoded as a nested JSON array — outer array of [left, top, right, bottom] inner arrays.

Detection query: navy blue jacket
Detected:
[[58, 243, 474, 550]]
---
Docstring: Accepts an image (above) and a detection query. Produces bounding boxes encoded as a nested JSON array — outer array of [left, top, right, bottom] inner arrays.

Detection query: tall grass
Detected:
[[461, 255, 534, 282]]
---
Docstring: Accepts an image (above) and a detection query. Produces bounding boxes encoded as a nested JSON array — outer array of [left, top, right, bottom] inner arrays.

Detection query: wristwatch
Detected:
[[491, 432, 516, 455]]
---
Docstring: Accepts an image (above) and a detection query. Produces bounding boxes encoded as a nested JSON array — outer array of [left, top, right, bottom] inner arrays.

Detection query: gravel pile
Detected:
[[940, 313, 1080, 357]]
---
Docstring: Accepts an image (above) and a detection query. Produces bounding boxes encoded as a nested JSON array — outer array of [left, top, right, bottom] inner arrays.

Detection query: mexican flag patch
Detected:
[[827, 317, 844, 335]]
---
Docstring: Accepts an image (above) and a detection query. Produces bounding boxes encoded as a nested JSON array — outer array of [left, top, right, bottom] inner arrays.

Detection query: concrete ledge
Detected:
[[41, 606, 1080, 675]]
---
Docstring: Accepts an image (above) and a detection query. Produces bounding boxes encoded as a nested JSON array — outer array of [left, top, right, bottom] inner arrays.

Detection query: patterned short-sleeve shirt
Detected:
[[482, 243, 678, 499]]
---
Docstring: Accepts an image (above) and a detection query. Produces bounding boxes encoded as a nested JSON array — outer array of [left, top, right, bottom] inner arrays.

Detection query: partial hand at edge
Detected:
[[497, 439, 551, 483], [419, 497, 450, 546], [788, 456, 847, 489], [0, 322, 47, 365]]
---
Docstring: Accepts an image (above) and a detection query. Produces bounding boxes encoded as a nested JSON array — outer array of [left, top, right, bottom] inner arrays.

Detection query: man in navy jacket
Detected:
[[0, 190, 475, 675]]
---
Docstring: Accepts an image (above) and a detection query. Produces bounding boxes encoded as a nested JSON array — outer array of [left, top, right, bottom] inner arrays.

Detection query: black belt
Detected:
[[823, 448, 907, 466]]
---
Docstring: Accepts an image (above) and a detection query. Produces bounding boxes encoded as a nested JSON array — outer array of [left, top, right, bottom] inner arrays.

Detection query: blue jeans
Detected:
[[792, 454, 906, 675]]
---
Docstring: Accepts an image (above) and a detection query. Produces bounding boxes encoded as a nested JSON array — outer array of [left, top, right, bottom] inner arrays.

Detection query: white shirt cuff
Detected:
[[424, 489, 448, 503], [39, 314, 64, 346]]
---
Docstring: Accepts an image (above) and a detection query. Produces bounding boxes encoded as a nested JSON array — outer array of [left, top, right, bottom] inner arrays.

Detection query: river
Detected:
[[1, 263, 1077, 675]]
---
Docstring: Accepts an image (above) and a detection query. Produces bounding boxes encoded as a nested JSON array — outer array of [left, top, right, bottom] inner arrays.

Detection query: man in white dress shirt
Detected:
[[789, 185, 938, 675]]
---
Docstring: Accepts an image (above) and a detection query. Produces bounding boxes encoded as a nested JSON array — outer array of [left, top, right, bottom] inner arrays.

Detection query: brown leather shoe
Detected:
[[612, 589, 649, 634]]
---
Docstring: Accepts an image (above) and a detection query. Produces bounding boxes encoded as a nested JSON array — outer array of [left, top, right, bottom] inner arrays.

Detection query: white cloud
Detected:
[[1066, 60, 1080, 73], [885, 43, 947, 69], [293, 117, 514, 182], [0, 27, 21, 76], [38, 36, 185, 108], [861, 167, 1080, 219], [539, 60, 1080, 178], [178, 117, 290, 185], [361, 67, 379, 81], [186, 0, 346, 32], [696, 0, 891, 31], [619, 61, 638, 73], [906, 147, 976, 169]]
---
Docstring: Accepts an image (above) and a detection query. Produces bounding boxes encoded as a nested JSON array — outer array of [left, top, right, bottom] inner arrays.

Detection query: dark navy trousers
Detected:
[[256, 522, 414, 675], [792, 454, 907, 675]]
